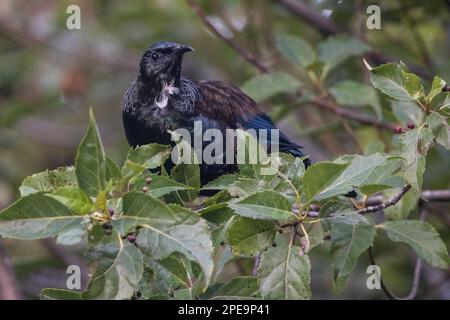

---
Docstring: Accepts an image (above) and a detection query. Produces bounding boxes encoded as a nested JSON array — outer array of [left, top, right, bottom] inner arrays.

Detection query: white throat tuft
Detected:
[[155, 80, 179, 109]]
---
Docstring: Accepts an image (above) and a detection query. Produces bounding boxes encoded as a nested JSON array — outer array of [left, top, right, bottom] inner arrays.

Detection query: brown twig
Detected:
[[186, 0, 269, 73], [0, 240, 22, 300], [311, 98, 397, 132], [358, 185, 412, 214]]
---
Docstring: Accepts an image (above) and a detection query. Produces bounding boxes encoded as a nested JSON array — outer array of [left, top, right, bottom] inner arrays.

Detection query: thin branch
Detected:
[[186, 0, 269, 73], [252, 253, 261, 277], [358, 185, 412, 214], [0, 240, 22, 300], [311, 98, 397, 132]]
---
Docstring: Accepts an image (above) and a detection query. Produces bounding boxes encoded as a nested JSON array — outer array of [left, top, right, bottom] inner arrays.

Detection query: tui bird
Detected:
[[122, 41, 310, 185]]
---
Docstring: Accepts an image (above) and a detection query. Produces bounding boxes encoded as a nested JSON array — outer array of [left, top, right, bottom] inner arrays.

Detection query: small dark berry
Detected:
[[394, 126, 403, 134], [108, 207, 115, 216], [102, 222, 112, 230], [142, 186, 149, 193], [127, 233, 137, 243], [145, 177, 153, 184], [407, 122, 415, 129]]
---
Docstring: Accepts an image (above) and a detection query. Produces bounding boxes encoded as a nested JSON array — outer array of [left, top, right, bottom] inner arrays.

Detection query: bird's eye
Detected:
[[151, 53, 159, 61]]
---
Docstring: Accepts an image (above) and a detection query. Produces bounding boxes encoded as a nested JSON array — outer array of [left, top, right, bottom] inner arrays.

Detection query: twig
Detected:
[[311, 98, 397, 132], [186, 0, 269, 73], [358, 185, 412, 214], [252, 254, 261, 277], [0, 240, 22, 300]]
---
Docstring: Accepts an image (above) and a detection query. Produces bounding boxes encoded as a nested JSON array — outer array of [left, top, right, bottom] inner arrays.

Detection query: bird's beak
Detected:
[[172, 44, 194, 56]]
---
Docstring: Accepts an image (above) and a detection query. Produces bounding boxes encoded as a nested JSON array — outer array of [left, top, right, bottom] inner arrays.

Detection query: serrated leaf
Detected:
[[123, 144, 171, 177], [201, 174, 240, 191], [228, 216, 276, 256], [229, 191, 294, 220], [75, 109, 106, 197], [330, 80, 382, 120], [258, 238, 311, 299], [40, 288, 81, 300], [330, 213, 375, 292], [275, 33, 316, 68], [382, 220, 449, 269], [370, 63, 423, 101], [47, 187, 93, 215], [314, 154, 394, 201], [105, 156, 122, 181], [384, 188, 418, 220], [302, 162, 348, 203], [83, 231, 144, 300], [427, 112, 450, 150], [131, 173, 193, 198], [210, 277, 260, 300], [399, 127, 434, 193], [115, 192, 213, 285], [171, 163, 200, 202], [241, 72, 301, 102], [0, 193, 86, 240], [391, 100, 425, 126], [318, 35, 369, 71], [19, 166, 77, 196], [426, 76, 446, 103]]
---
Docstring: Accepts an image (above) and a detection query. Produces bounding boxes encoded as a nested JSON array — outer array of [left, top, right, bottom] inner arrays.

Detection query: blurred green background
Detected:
[[0, 0, 449, 299]]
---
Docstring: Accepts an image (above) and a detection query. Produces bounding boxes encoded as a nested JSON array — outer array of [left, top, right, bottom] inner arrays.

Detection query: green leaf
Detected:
[[170, 163, 200, 202], [381, 220, 449, 269], [228, 216, 276, 256], [83, 231, 144, 300], [257, 238, 311, 299], [116, 192, 214, 284], [47, 187, 94, 215], [275, 33, 316, 68], [313, 154, 394, 201], [0, 193, 86, 240], [427, 112, 450, 150], [384, 188, 418, 220], [318, 35, 369, 71], [105, 156, 122, 182], [399, 126, 434, 193], [391, 100, 425, 126], [241, 72, 301, 102], [330, 80, 382, 120], [19, 166, 77, 196], [202, 174, 240, 191], [131, 173, 193, 198], [302, 162, 348, 203], [75, 109, 106, 197], [211, 277, 260, 300], [147, 253, 203, 299], [330, 213, 375, 292], [425, 76, 446, 103], [229, 191, 294, 220], [40, 288, 81, 300], [123, 144, 171, 177], [370, 63, 423, 101]]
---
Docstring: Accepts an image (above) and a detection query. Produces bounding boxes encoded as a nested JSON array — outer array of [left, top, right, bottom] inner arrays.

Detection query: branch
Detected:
[[186, 0, 269, 73], [0, 240, 22, 300], [358, 185, 412, 214]]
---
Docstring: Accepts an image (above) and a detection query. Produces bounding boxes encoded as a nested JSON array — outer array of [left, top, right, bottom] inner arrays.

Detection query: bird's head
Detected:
[[139, 41, 194, 88]]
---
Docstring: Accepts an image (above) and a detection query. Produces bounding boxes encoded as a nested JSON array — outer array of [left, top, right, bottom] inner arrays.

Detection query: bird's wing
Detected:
[[195, 80, 307, 159]]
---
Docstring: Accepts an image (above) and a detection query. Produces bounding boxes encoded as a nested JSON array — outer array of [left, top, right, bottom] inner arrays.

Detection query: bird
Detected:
[[122, 41, 310, 186]]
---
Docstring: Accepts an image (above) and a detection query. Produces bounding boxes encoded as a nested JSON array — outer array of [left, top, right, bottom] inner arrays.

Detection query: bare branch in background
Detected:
[[186, 0, 269, 73], [359, 185, 412, 214], [0, 240, 22, 300]]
